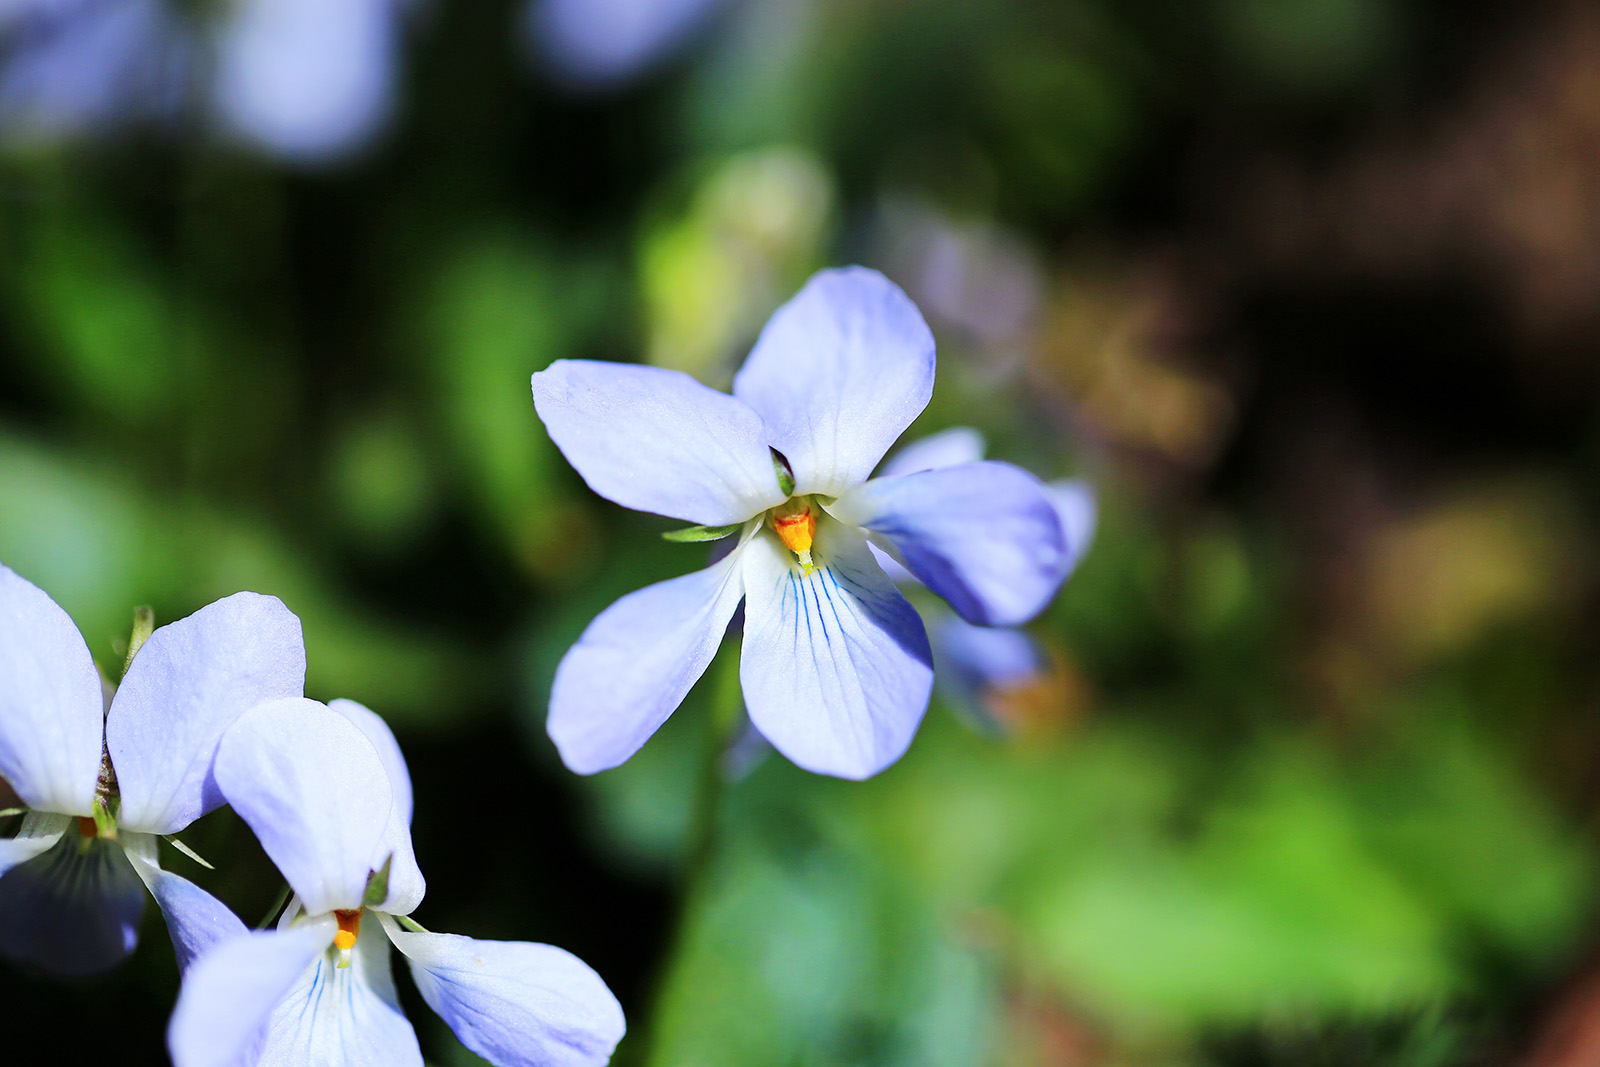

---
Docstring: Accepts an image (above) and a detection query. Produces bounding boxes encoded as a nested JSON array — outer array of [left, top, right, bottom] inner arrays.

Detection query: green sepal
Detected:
[[91, 795, 117, 840], [362, 854, 394, 909], [771, 448, 796, 496], [123, 606, 155, 679], [663, 523, 741, 543]]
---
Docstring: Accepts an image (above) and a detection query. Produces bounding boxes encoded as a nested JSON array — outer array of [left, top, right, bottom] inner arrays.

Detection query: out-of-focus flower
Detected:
[[0, 563, 305, 977], [524, 0, 731, 89], [877, 428, 1096, 734], [0, 0, 408, 161], [532, 267, 1071, 779], [874, 198, 1046, 382], [168, 697, 624, 1067]]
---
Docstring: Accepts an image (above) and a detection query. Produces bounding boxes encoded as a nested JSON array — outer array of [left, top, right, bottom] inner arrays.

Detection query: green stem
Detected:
[[629, 647, 744, 1067]]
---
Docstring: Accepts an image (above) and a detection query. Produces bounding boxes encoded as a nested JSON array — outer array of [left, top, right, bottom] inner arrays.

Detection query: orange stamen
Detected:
[[77, 816, 97, 839], [770, 503, 816, 556], [334, 908, 362, 952]]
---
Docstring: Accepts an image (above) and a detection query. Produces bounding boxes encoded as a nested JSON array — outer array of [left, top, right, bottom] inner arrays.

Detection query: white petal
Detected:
[[109, 591, 306, 835], [0, 563, 104, 815], [0, 810, 68, 877], [532, 359, 785, 524], [168, 919, 336, 1067], [733, 267, 935, 497], [877, 426, 986, 478], [739, 523, 933, 779], [382, 915, 625, 1067], [124, 834, 248, 974], [214, 698, 393, 916], [548, 548, 745, 774], [327, 698, 425, 915]]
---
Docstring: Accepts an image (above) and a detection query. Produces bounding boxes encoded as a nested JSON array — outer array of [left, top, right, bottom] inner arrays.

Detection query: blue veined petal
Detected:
[[0, 563, 104, 817], [532, 360, 785, 525], [0, 819, 145, 978], [828, 461, 1066, 627], [381, 915, 625, 1067], [124, 834, 247, 974], [212, 0, 400, 163], [877, 426, 986, 479], [327, 698, 425, 916], [254, 915, 421, 1067], [108, 591, 306, 837], [739, 522, 932, 779], [548, 547, 746, 774], [732, 267, 935, 498], [168, 918, 336, 1067], [214, 699, 394, 916]]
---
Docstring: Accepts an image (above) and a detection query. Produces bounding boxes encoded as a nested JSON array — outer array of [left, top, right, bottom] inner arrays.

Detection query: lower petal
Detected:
[[168, 918, 337, 1067], [0, 820, 145, 978], [254, 917, 421, 1067], [123, 834, 247, 974], [932, 614, 1046, 731], [381, 915, 625, 1067], [828, 461, 1067, 626], [740, 524, 933, 779], [548, 549, 745, 774]]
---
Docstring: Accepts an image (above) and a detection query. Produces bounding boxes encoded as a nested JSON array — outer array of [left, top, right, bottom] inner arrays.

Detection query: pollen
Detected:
[[334, 908, 362, 967], [769, 499, 818, 573]]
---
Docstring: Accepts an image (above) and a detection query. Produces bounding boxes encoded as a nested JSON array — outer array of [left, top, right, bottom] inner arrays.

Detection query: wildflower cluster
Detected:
[[0, 565, 624, 1066], [2, 265, 1093, 1064]]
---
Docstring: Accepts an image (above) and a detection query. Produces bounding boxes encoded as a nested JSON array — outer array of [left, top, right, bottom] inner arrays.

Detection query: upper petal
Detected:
[[108, 591, 307, 835], [732, 267, 935, 497], [532, 359, 785, 524], [877, 426, 986, 478], [0, 822, 146, 978], [328, 698, 425, 915], [255, 914, 421, 1067], [829, 461, 1067, 627], [124, 834, 248, 974], [214, 698, 394, 916], [739, 523, 933, 779], [0, 563, 104, 815], [167, 918, 337, 1067], [1046, 478, 1098, 575], [549, 548, 745, 774], [382, 915, 625, 1067]]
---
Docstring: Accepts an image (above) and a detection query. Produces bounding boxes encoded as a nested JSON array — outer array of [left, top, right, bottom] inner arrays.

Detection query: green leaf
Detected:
[[363, 854, 394, 908], [663, 523, 742, 543]]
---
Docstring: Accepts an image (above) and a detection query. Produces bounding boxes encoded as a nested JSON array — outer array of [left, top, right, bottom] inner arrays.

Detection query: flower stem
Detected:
[[629, 646, 744, 1067]]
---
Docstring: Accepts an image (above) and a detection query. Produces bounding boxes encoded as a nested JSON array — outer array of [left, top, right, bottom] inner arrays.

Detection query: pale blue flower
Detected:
[[0, 0, 407, 161], [531, 266, 1072, 779], [0, 562, 305, 977], [524, 0, 731, 89], [877, 427, 1097, 731], [169, 697, 625, 1067]]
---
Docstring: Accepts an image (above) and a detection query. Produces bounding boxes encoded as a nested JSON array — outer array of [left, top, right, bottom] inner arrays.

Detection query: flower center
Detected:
[[334, 908, 362, 968], [768, 497, 818, 573]]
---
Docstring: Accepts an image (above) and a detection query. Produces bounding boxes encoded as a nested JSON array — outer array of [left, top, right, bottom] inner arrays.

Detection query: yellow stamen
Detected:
[[334, 908, 362, 967], [770, 499, 817, 573]]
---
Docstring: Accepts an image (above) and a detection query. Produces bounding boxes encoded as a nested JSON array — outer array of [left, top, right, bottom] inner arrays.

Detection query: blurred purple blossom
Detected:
[[0, 0, 408, 161]]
